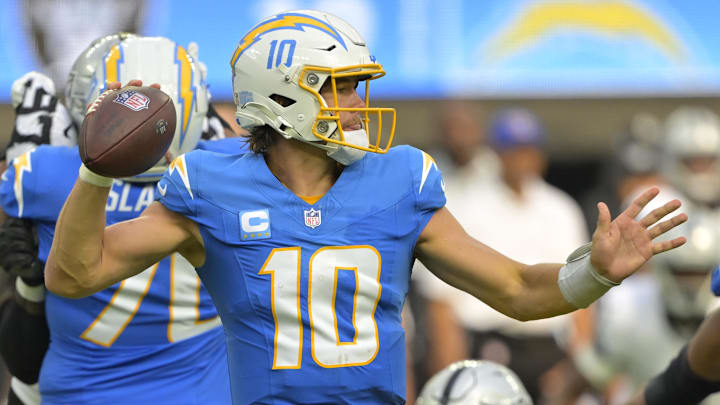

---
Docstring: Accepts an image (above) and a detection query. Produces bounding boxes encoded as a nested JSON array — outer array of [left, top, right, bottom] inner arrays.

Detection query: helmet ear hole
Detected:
[[269, 94, 296, 107]]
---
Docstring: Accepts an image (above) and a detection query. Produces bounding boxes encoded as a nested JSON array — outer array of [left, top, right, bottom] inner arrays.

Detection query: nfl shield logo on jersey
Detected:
[[113, 90, 150, 111], [304, 208, 321, 229]]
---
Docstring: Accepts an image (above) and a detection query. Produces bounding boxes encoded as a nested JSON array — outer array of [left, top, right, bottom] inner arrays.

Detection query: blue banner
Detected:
[[1, 0, 720, 100]]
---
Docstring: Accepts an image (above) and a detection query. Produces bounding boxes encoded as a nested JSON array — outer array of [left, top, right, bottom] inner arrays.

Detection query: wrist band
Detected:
[[558, 242, 620, 309], [79, 163, 113, 187], [16, 277, 44, 303]]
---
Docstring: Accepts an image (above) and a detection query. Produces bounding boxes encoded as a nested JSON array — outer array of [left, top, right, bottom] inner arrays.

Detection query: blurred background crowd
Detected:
[[2, 0, 720, 404]]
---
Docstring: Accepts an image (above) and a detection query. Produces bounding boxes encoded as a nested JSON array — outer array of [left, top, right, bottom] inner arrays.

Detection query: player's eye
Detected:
[[338, 84, 356, 94]]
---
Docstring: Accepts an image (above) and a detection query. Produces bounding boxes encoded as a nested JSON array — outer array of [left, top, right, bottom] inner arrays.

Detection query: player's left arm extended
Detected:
[[414, 188, 687, 321]]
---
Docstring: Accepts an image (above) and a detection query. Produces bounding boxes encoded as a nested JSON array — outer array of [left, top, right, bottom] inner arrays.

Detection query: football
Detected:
[[79, 86, 176, 178]]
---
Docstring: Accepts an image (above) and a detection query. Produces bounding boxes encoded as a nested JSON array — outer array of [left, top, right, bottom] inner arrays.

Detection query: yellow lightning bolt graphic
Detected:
[[13, 150, 33, 217], [230, 13, 344, 68], [176, 46, 195, 141], [168, 155, 193, 199], [487, 0, 685, 62], [419, 151, 438, 194], [104, 45, 122, 83]]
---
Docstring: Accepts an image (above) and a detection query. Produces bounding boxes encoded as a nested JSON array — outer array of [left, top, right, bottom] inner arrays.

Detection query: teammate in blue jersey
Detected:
[[0, 34, 242, 405], [47, 10, 687, 404]]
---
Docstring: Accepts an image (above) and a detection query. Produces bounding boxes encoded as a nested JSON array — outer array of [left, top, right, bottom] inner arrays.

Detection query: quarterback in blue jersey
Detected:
[[47, 10, 687, 405], [0, 35, 240, 405]]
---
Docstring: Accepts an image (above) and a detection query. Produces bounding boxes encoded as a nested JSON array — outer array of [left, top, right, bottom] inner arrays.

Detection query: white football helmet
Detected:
[[66, 35, 209, 182], [417, 360, 533, 405], [652, 208, 720, 324], [616, 112, 663, 175], [231, 10, 396, 164], [662, 107, 720, 205], [65, 32, 137, 125]]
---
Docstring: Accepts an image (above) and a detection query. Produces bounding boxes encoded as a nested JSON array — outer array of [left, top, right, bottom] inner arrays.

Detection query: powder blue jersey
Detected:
[[0, 138, 244, 405], [156, 145, 446, 404]]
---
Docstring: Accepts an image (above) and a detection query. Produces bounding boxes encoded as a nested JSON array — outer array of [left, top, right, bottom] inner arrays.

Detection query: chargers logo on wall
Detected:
[[240, 209, 271, 240], [304, 208, 321, 229], [113, 90, 150, 111]]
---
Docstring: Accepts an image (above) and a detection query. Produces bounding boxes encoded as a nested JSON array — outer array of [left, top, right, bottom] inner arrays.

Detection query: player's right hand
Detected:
[[105, 80, 162, 91], [0, 217, 44, 286]]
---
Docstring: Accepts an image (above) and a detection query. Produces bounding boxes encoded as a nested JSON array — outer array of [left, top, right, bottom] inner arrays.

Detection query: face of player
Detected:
[[319, 77, 364, 131]]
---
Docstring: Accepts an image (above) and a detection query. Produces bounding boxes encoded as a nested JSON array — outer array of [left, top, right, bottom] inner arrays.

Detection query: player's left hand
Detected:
[[0, 217, 44, 285], [590, 187, 686, 283]]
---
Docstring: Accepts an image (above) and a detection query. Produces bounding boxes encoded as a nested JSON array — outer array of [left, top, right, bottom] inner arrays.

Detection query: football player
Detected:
[[661, 107, 720, 209], [45, 10, 686, 404], [0, 34, 241, 404], [629, 264, 720, 405], [416, 360, 533, 405], [631, 308, 720, 405]]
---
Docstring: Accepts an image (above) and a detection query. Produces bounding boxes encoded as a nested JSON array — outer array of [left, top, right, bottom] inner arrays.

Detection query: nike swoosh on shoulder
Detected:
[[157, 183, 167, 196]]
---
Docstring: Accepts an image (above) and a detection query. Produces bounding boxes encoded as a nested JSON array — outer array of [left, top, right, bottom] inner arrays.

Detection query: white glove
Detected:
[[10, 71, 56, 109], [6, 72, 77, 162]]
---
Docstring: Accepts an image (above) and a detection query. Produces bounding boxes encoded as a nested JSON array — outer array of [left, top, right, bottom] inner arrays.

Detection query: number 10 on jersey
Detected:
[[259, 245, 382, 369]]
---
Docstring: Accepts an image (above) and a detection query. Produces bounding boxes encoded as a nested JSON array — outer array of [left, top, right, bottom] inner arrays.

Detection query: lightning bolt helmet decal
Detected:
[[230, 12, 347, 69]]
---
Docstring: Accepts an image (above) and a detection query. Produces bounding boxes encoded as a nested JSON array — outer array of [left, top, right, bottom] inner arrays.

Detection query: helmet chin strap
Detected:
[[326, 128, 369, 165]]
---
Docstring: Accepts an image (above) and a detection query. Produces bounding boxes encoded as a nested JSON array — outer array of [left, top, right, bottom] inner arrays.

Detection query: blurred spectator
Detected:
[[428, 101, 499, 180], [413, 107, 588, 404], [21, 0, 146, 91]]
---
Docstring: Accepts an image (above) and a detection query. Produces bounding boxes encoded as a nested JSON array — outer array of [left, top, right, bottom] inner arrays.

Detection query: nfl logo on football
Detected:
[[113, 90, 150, 111], [304, 208, 321, 229]]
